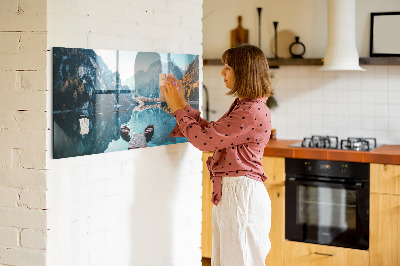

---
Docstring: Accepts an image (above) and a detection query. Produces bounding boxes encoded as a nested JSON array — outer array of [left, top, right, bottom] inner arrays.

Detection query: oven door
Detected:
[[285, 177, 369, 250]]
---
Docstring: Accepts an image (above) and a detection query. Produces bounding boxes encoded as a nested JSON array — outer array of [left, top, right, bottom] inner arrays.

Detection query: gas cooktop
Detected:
[[289, 135, 382, 151]]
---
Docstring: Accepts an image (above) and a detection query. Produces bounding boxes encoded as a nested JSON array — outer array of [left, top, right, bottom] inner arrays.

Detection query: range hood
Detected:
[[320, 0, 365, 71]]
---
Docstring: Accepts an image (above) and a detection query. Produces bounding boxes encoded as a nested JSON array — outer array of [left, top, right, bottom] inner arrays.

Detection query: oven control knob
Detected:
[[340, 164, 347, 174], [305, 162, 312, 171]]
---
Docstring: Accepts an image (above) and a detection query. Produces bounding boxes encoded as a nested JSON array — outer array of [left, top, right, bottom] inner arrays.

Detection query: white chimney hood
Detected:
[[320, 0, 365, 71]]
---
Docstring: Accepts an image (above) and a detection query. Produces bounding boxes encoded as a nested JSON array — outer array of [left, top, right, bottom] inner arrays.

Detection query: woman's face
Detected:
[[220, 64, 235, 89]]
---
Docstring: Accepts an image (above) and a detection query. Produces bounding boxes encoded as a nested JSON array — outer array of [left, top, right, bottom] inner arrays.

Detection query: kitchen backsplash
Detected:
[[203, 65, 400, 145]]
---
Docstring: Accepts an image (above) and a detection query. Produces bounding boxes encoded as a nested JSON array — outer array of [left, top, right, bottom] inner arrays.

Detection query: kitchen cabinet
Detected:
[[261, 156, 285, 266], [370, 163, 400, 195], [201, 152, 213, 258], [284, 241, 369, 266], [370, 163, 400, 266], [201, 154, 286, 265]]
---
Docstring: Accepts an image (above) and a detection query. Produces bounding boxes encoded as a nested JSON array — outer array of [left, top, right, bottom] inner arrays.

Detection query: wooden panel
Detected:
[[265, 185, 285, 266], [370, 193, 400, 266], [201, 152, 213, 258], [370, 163, 400, 195], [261, 156, 285, 185], [284, 241, 369, 266]]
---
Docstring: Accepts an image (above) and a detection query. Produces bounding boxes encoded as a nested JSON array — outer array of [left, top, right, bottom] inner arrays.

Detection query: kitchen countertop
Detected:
[[263, 139, 400, 165]]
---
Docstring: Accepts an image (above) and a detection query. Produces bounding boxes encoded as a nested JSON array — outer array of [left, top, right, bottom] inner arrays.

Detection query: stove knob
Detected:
[[340, 164, 347, 174]]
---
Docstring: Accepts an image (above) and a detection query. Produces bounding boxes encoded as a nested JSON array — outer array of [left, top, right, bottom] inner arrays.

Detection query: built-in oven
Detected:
[[285, 158, 369, 250]]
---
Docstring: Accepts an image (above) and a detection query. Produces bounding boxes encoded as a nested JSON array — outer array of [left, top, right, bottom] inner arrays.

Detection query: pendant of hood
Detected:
[[320, 0, 365, 71]]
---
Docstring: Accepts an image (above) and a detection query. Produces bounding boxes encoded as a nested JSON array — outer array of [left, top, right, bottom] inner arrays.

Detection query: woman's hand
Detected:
[[161, 76, 187, 113]]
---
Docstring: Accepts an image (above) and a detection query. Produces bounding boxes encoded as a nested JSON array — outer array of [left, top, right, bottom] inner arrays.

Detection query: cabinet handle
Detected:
[[314, 252, 335, 257]]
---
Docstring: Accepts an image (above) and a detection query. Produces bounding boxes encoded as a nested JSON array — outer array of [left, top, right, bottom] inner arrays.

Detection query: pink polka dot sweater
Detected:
[[169, 97, 272, 206]]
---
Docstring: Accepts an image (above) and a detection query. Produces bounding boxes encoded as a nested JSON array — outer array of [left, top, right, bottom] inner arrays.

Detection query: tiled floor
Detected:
[[202, 257, 211, 266]]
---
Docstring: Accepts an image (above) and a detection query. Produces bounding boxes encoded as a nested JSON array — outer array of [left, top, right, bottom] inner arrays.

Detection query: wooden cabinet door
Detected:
[[264, 184, 285, 266], [262, 156, 285, 186], [370, 193, 400, 266], [284, 241, 369, 266], [370, 163, 400, 195], [202, 152, 213, 258]]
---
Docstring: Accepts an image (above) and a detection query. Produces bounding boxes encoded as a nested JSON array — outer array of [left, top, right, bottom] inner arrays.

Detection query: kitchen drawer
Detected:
[[284, 241, 369, 266]]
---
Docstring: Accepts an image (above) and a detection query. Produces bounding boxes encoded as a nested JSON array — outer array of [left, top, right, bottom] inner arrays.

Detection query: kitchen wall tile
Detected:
[[388, 75, 400, 91], [336, 115, 349, 129], [375, 104, 389, 117], [335, 72, 349, 90], [389, 104, 400, 117], [336, 128, 349, 140], [374, 130, 389, 144], [323, 115, 336, 129], [362, 116, 375, 130], [336, 90, 349, 103], [310, 77, 324, 90], [388, 131, 400, 144], [349, 116, 362, 129], [387, 65, 400, 76], [388, 117, 400, 131], [298, 77, 311, 89], [375, 117, 389, 130], [203, 65, 400, 144], [298, 67, 311, 78], [287, 113, 300, 127], [323, 87, 336, 103], [374, 65, 388, 77], [285, 66, 298, 77], [322, 70, 335, 78], [388, 91, 400, 104], [349, 128, 362, 137], [323, 103, 336, 115], [348, 71, 362, 90], [374, 77, 388, 91], [310, 66, 324, 77], [311, 102, 324, 113], [374, 90, 388, 104], [311, 114, 324, 128], [361, 104, 375, 117], [348, 90, 362, 103], [298, 102, 312, 115], [362, 90, 374, 104], [362, 128, 375, 138], [361, 73, 375, 91], [311, 86, 323, 101], [336, 103, 349, 116], [348, 103, 362, 116], [286, 77, 299, 89]]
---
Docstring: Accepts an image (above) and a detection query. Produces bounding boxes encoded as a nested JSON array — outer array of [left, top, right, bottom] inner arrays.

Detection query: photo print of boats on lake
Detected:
[[52, 47, 199, 159]]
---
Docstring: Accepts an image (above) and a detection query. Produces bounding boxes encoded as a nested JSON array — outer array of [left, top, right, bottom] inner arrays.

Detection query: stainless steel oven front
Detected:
[[285, 158, 369, 250]]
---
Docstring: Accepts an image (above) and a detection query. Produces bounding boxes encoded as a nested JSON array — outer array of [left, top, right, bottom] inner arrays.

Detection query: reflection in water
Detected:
[[52, 47, 199, 159]]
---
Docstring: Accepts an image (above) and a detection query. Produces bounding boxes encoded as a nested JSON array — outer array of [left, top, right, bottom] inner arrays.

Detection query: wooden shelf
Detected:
[[203, 58, 323, 67], [203, 57, 400, 67], [359, 57, 400, 65]]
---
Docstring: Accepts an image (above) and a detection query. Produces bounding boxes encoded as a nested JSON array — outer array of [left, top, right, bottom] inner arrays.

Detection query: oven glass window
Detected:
[[297, 186, 356, 230]]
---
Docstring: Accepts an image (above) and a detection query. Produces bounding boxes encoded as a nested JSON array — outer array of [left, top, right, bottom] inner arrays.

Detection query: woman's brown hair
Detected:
[[221, 44, 273, 99]]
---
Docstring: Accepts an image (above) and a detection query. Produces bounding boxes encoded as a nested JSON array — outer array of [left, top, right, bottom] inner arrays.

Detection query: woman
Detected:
[[161, 44, 273, 266]]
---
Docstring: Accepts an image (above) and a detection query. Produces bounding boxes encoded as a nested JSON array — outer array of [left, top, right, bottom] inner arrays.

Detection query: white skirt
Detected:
[[212, 176, 271, 266]]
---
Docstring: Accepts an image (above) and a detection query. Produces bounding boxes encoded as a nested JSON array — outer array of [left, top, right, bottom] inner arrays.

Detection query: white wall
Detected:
[[203, 0, 400, 145], [0, 0, 48, 265], [203, 0, 400, 58], [46, 0, 203, 266]]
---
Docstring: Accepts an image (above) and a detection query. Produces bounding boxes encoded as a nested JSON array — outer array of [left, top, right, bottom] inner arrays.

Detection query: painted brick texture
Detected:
[[0, 0, 48, 265], [46, 0, 203, 266]]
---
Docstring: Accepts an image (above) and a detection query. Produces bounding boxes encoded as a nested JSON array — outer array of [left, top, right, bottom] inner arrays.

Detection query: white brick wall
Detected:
[[46, 1, 203, 266], [0, 0, 48, 265]]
